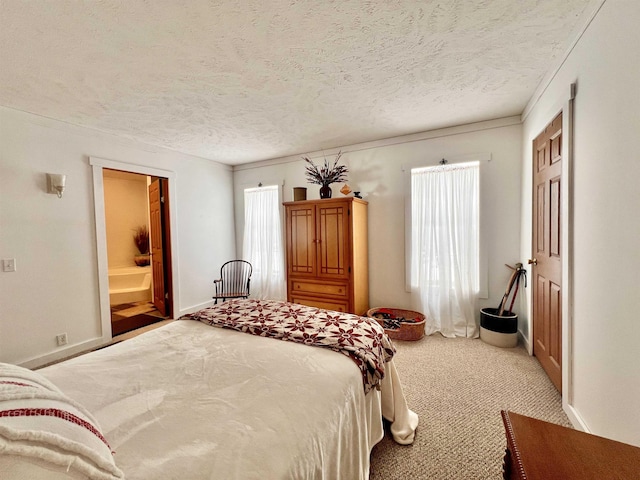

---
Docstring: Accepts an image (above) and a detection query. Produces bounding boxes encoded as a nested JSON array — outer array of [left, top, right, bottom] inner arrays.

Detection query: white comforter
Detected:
[[40, 320, 417, 479]]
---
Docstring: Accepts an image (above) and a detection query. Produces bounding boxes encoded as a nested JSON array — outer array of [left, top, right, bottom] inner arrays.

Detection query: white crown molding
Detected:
[[521, 0, 607, 121], [233, 116, 521, 172], [0, 105, 232, 170]]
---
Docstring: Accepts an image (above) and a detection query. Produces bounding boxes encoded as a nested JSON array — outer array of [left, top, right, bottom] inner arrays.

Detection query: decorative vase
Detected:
[[134, 254, 151, 266], [320, 184, 332, 199]]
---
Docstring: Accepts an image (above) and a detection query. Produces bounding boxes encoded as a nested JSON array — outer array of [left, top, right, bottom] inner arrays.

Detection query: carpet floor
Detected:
[[369, 335, 570, 479]]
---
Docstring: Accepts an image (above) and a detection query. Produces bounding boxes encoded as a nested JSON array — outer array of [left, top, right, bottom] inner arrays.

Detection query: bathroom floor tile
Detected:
[[112, 302, 156, 317], [110, 301, 168, 337], [110, 302, 137, 312]]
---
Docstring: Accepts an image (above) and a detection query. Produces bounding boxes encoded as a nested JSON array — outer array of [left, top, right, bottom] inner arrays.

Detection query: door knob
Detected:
[[528, 258, 537, 266]]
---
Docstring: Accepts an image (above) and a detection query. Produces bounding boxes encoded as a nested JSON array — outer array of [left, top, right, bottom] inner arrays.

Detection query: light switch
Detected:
[[2, 259, 16, 272]]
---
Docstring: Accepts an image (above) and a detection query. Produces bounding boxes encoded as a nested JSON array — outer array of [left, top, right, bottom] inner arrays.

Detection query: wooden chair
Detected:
[[213, 260, 253, 304]]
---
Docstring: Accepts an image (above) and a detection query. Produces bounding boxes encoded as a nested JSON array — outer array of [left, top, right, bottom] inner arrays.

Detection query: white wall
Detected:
[[0, 107, 236, 367], [234, 118, 523, 319], [520, 0, 640, 446]]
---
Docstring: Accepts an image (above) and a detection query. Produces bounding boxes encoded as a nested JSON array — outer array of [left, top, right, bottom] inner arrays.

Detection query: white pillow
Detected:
[[0, 362, 124, 480]]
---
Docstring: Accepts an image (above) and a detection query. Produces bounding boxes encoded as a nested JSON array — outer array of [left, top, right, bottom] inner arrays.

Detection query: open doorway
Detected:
[[103, 169, 173, 336]]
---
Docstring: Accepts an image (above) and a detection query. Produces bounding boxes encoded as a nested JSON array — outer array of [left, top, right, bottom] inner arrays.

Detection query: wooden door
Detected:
[[160, 179, 173, 317], [149, 179, 166, 316], [316, 201, 350, 280], [532, 112, 563, 392], [286, 203, 316, 277]]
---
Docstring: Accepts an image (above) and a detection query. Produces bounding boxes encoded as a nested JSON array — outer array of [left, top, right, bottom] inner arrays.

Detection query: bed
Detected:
[[0, 299, 418, 479]]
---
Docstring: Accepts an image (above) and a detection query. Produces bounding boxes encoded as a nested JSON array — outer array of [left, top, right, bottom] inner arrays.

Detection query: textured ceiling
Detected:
[[0, 1, 600, 165]]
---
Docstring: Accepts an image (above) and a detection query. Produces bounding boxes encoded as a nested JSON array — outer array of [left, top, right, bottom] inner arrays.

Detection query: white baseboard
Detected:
[[518, 329, 531, 354], [19, 337, 108, 370], [564, 403, 590, 433], [178, 300, 215, 317], [19, 300, 215, 369], [518, 329, 588, 433]]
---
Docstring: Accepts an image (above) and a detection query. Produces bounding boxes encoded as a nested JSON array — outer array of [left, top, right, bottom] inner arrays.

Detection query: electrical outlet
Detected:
[[2, 259, 16, 272], [56, 333, 68, 346]]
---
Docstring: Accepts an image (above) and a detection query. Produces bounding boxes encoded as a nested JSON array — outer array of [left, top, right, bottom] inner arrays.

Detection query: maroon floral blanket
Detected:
[[185, 299, 395, 393]]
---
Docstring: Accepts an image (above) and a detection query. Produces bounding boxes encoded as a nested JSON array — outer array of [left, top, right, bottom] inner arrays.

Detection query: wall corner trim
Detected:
[[521, 0, 606, 121]]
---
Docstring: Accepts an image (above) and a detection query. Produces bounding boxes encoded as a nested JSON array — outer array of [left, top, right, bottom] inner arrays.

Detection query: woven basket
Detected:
[[367, 307, 426, 341]]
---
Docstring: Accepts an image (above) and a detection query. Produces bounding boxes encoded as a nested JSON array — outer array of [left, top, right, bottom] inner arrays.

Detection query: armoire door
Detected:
[[316, 201, 350, 280], [286, 203, 316, 277]]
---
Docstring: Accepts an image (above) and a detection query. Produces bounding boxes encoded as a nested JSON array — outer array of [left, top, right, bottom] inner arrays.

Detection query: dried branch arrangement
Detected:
[[133, 225, 150, 254], [303, 151, 348, 185]]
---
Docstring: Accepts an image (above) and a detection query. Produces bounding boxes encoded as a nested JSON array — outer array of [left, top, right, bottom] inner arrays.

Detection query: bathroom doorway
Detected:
[[103, 169, 173, 336]]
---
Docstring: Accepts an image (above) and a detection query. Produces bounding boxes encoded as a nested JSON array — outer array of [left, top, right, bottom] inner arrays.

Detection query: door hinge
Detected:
[[348, 209, 351, 216], [165, 292, 169, 299], [161, 196, 165, 203]]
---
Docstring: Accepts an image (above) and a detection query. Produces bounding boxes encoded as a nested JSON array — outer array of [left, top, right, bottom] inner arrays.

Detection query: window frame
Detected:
[[403, 153, 490, 299], [240, 181, 287, 300], [243, 184, 284, 268], [237, 179, 284, 255]]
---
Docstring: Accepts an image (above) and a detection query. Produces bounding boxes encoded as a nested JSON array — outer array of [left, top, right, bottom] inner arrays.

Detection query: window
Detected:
[[409, 161, 479, 337], [242, 185, 286, 300]]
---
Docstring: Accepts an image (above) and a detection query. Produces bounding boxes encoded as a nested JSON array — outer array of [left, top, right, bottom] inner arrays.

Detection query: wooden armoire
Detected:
[[283, 197, 369, 315]]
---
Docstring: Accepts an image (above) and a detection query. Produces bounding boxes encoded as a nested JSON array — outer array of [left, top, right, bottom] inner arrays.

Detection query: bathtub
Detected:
[[109, 266, 152, 305]]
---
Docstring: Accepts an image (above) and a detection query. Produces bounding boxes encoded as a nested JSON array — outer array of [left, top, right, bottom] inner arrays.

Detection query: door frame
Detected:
[[89, 156, 180, 342], [526, 84, 581, 428]]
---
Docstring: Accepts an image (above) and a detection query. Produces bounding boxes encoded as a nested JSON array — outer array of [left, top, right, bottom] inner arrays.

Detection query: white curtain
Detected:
[[410, 161, 479, 338], [242, 185, 286, 301]]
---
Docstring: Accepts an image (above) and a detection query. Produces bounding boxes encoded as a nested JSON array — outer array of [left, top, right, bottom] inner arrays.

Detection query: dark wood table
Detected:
[[501, 410, 640, 479]]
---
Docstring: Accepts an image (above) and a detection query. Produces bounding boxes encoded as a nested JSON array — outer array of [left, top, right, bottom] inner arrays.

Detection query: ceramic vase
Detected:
[[320, 184, 332, 199]]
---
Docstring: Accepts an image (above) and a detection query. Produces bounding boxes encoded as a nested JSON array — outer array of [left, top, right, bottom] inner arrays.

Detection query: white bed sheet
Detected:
[[39, 320, 416, 479]]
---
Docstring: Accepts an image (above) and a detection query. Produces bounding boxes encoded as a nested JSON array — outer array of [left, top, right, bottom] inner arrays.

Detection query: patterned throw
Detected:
[[186, 299, 396, 393]]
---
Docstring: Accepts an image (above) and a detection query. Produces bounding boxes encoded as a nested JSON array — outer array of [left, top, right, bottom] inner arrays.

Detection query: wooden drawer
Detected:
[[290, 280, 348, 298], [290, 294, 349, 313]]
